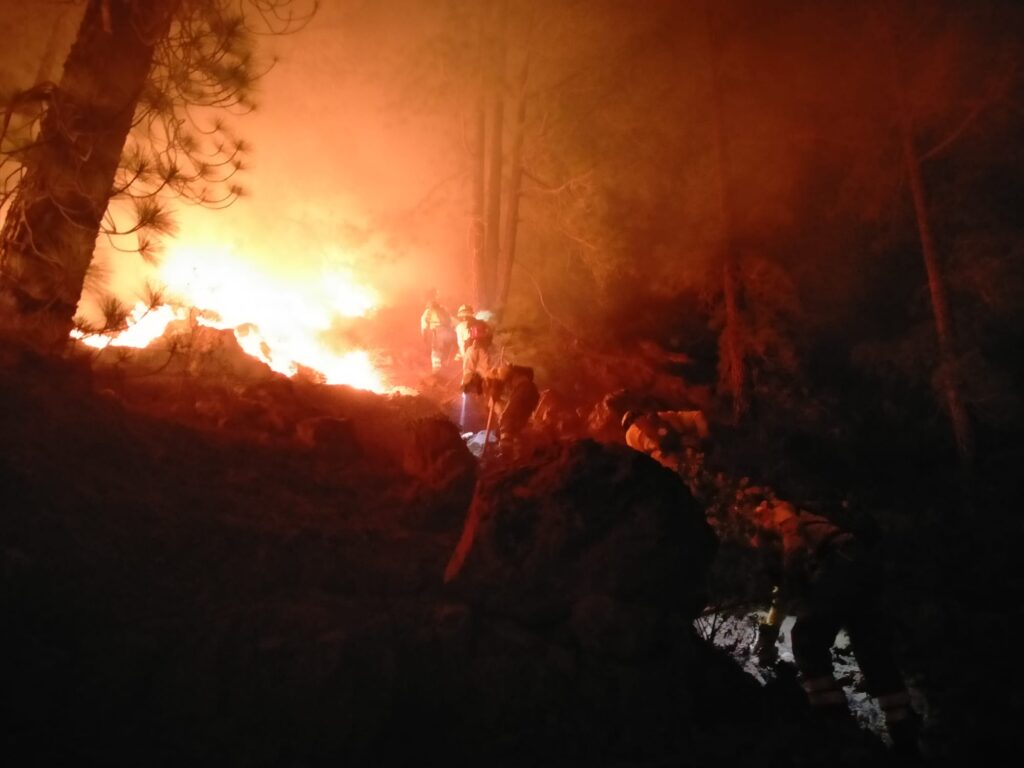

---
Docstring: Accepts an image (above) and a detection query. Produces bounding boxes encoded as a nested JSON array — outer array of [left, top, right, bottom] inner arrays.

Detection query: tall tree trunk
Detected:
[[890, 39, 974, 466], [469, 102, 486, 308], [704, 0, 747, 422], [482, 0, 508, 310], [1, 0, 175, 342], [497, 47, 530, 316], [468, 8, 487, 310]]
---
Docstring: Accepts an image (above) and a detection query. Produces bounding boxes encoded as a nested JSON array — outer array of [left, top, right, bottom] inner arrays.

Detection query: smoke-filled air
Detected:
[[1, 0, 1022, 764]]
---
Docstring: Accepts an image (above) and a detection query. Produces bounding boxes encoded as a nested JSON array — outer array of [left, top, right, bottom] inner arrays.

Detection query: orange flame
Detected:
[[75, 241, 390, 393]]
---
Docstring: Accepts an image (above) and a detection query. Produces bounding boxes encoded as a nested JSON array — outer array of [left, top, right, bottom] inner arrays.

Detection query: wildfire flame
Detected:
[[74, 241, 390, 393]]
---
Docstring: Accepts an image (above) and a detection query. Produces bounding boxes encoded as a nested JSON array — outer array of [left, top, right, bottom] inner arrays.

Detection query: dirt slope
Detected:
[[0, 342, 893, 766]]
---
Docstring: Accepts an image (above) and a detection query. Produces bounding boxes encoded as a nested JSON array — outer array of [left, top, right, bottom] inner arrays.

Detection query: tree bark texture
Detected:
[[0, 0, 176, 339]]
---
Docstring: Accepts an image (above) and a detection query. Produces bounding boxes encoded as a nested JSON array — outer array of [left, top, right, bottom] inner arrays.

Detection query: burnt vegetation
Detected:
[[1, 0, 1023, 765]]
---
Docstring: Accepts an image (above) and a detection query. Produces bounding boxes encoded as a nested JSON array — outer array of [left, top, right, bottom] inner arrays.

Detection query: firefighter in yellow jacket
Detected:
[[459, 310, 496, 394], [420, 293, 455, 373]]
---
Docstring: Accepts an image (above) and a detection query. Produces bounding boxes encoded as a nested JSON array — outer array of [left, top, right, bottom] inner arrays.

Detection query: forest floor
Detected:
[[0, 331, 1017, 764]]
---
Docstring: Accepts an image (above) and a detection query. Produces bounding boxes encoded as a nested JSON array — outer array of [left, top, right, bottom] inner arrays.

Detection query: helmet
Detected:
[[621, 410, 640, 430], [457, 304, 475, 318]]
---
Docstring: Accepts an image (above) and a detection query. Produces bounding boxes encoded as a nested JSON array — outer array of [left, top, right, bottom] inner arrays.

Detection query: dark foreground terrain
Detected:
[[0, 339, 1016, 765]]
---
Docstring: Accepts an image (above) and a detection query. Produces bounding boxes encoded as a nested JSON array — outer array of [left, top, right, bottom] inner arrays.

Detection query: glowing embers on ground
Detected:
[[73, 242, 389, 393]]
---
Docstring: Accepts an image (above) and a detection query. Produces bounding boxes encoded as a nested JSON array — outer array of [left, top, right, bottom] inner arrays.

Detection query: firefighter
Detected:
[[620, 408, 708, 475], [484, 362, 540, 458], [420, 292, 455, 373], [619, 412, 923, 758], [454, 304, 475, 359], [460, 309, 495, 394], [746, 499, 923, 759]]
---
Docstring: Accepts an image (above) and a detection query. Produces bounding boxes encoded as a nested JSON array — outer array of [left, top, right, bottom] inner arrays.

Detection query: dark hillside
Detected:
[[0, 341, 905, 766]]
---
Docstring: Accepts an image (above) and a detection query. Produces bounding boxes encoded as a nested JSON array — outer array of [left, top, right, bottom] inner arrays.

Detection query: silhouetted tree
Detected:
[[855, 1, 1021, 468], [0, 0, 314, 343], [704, 0, 748, 422], [496, 31, 531, 312]]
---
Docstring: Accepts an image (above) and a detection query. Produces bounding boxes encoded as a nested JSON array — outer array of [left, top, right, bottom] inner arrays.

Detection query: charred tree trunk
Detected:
[[0, 0, 175, 342], [482, 0, 507, 310], [704, 1, 747, 422], [891, 43, 974, 466], [497, 48, 530, 316]]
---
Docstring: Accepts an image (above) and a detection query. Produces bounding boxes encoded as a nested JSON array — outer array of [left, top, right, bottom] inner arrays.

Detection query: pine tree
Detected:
[[0, 0, 314, 344]]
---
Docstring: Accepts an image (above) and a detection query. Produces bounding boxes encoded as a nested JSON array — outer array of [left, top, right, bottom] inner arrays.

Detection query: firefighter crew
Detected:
[[420, 293, 455, 373]]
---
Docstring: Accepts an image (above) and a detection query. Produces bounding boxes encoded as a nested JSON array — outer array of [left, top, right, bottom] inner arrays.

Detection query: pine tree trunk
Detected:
[[497, 49, 530, 315], [882, 14, 974, 467], [704, 0, 747, 422], [896, 83, 974, 466], [0, 0, 175, 342], [468, 9, 487, 310], [482, 0, 507, 310]]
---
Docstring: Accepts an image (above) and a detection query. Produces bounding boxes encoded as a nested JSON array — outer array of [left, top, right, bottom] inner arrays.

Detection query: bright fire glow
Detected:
[[73, 303, 182, 349], [74, 242, 389, 393]]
